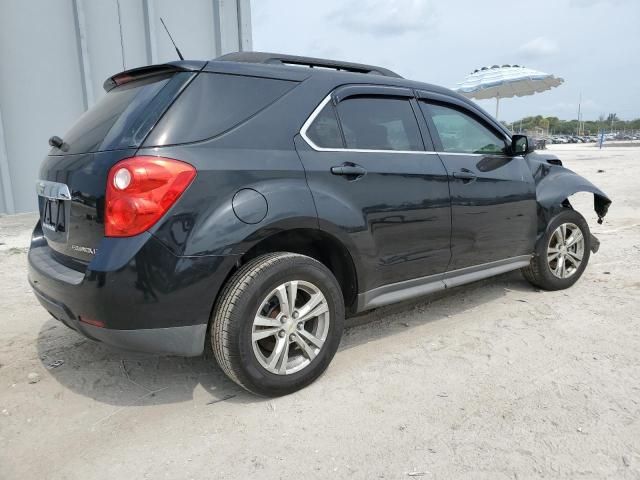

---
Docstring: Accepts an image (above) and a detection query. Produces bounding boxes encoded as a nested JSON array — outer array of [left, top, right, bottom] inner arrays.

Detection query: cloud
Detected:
[[517, 37, 559, 59], [327, 0, 436, 36]]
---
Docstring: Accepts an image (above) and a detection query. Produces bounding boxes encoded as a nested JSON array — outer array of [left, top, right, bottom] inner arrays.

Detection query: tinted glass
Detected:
[[306, 103, 343, 148], [60, 73, 190, 154], [146, 73, 298, 146], [336, 97, 422, 151], [424, 103, 506, 154]]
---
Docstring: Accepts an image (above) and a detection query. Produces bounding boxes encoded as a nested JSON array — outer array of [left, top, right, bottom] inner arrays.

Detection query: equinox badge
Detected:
[[71, 245, 97, 255]]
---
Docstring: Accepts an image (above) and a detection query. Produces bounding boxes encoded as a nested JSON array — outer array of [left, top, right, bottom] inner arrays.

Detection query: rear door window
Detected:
[[145, 73, 299, 146], [336, 96, 423, 151]]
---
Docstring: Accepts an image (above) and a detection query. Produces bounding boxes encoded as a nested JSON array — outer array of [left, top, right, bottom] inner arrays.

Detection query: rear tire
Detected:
[[211, 252, 345, 396], [522, 209, 591, 291]]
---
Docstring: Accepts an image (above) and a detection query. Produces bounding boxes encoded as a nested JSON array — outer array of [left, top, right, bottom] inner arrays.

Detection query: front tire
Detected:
[[522, 209, 591, 291], [211, 252, 345, 396]]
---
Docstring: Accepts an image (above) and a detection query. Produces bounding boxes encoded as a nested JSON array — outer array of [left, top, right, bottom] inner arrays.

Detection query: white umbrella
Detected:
[[453, 65, 564, 120]]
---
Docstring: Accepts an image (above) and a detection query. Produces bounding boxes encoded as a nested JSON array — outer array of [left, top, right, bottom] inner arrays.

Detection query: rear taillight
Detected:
[[105, 156, 196, 237]]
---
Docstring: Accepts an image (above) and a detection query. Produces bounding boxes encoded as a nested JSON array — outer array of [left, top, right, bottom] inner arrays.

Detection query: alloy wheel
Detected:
[[251, 280, 330, 375], [547, 222, 585, 279]]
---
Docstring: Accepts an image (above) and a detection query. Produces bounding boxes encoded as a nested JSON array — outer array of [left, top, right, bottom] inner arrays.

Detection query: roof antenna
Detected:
[[160, 17, 184, 61]]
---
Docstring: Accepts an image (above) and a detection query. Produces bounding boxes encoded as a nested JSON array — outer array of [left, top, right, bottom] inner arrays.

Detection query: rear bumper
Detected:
[[28, 223, 237, 357], [31, 285, 207, 356]]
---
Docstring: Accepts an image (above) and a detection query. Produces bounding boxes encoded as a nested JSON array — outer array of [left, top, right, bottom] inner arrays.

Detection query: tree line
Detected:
[[504, 114, 640, 135]]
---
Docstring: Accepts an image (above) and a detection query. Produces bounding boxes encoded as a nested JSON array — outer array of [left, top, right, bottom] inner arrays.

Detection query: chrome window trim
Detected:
[[299, 93, 512, 157], [300, 94, 436, 155], [435, 151, 509, 157]]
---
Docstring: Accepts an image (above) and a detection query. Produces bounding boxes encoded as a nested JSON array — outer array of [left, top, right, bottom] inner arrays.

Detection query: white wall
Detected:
[[0, 0, 251, 214]]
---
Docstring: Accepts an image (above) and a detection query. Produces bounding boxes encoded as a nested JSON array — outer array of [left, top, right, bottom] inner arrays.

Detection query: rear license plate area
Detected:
[[42, 198, 67, 233]]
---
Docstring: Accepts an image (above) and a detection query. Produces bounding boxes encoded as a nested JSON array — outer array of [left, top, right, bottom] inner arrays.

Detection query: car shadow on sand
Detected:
[[37, 271, 535, 407]]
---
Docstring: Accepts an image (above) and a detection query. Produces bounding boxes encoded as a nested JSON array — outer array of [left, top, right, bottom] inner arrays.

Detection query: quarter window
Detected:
[[305, 103, 344, 148], [336, 97, 423, 151], [145, 73, 298, 146], [423, 103, 506, 154]]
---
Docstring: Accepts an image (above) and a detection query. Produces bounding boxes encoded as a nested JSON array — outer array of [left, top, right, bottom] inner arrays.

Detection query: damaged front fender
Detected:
[[526, 152, 612, 224]]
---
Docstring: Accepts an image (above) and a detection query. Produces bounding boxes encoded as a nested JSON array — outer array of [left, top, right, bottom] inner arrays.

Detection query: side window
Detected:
[[145, 73, 298, 146], [305, 103, 344, 148], [422, 103, 506, 154], [336, 97, 423, 151]]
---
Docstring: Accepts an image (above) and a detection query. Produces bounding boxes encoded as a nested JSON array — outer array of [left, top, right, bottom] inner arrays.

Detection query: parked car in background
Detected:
[[531, 137, 547, 149]]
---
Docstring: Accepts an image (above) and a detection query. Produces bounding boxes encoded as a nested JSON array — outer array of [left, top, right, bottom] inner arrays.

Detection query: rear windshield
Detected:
[[55, 72, 193, 155], [143, 72, 298, 146]]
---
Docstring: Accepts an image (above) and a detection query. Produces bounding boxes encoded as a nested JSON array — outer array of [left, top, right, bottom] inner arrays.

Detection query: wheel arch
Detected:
[[224, 226, 360, 313], [526, 152, 611, 229]]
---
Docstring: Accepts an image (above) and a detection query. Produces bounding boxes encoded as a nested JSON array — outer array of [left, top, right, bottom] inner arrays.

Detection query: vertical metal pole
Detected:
[[212, 0, 222, 57], [577, 92, 581, 136], [237, 0, 252, 52], [143, 0, 158, 64], [495, 95, 500, 120], [72, 0, 95, 109], [115, 0, 126, 70], [0, 108, 15, 214]]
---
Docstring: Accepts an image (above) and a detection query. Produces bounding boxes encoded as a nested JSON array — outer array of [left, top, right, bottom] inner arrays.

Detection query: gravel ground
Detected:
[[1, 144, 639, 479]]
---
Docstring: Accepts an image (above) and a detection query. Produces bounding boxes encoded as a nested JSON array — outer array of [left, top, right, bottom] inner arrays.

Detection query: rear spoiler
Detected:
[[103, 60, 206, 92]]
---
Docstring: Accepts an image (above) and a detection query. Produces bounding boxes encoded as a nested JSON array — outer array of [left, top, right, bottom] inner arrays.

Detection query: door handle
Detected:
[[452, 170, 477, 182], [330, 164, 367, 178]]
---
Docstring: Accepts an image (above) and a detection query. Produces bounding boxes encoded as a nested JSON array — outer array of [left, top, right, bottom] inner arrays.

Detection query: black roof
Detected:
[[215, 51, 402, 78]]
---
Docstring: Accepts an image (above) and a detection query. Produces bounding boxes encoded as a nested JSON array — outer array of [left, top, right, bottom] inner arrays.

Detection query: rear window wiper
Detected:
[[48, 135, 68, 151]]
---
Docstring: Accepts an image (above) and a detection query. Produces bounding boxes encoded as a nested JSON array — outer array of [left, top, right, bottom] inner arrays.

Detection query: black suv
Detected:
[[29, 52, 611, 396]]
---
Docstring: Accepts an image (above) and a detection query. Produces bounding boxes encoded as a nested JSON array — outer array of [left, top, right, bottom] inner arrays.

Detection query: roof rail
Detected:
[[214, 51, 402, 78]]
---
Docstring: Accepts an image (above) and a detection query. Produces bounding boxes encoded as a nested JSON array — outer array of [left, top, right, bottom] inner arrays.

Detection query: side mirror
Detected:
[[511, 134, 530, 155]]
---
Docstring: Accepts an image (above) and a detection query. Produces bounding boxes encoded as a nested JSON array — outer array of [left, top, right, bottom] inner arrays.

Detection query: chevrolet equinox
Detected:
[[28, 52, 611, 396]]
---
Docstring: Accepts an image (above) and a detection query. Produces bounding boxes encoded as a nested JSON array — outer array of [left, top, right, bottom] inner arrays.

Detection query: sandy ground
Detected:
[[1, 144, 639, 479]]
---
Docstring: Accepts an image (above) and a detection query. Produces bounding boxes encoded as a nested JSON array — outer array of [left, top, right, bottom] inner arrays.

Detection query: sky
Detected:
[[250, 0, 640, 122]]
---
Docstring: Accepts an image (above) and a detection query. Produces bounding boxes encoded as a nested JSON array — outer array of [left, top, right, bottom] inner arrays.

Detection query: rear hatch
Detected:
[[37, 65, 198, 267]]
